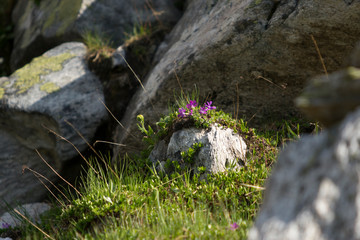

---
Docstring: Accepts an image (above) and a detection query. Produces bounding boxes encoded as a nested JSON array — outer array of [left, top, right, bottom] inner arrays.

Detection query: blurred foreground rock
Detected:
[[248, 106, 360, 240], [249, 45, 360, 240], [296, 54, 360, 127], [149, 124, 247, 178], [0, 42, 107, 214]]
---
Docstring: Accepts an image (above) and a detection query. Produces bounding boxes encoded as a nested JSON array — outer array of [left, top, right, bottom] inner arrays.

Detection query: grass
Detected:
[[82, 30, 115, 61], [10, 154, 269, 239], [0, 96, 314, 239], [123, 24, 152, 47]]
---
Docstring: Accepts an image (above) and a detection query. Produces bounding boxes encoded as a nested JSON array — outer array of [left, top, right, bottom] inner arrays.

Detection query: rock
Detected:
[[296, 66, 360, 127], [0, 203, 51, 229], [114, 0, 360, 155], [10, 0, 182, 70], [149, 124, 247, 178], [248, 106, 360, 240], [111, 46, 126, 69], [0, 42, 107, 214]]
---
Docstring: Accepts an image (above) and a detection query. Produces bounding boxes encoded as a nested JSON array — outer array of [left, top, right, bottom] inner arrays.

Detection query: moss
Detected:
[[0, 88, 4, 99], [42, 0, 81, 36], [12, 52, 74, 95], [0, 79, 10, 99], [17, 1, 33, 49], [347, 67, 360, 80], [246, 0, 262, 10], [40, 82, 60, 93]]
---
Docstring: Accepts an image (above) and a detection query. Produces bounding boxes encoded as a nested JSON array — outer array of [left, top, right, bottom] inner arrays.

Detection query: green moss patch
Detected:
[[42, 0, 81, 36]]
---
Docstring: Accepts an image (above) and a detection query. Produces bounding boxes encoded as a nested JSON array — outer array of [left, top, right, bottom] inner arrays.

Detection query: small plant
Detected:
[[197, 166, 207, 174], [137, 114, 156, 147], [181, 142, 203, 164]]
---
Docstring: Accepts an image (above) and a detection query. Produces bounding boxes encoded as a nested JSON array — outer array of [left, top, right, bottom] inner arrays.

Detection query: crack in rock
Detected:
[[266, 0, 300, 29], [344, 0, 354, 5]]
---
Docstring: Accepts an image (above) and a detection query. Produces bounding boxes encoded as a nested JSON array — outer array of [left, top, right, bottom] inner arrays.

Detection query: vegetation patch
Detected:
[[82, 30, 115, 78], [1, 92, 314, 239]]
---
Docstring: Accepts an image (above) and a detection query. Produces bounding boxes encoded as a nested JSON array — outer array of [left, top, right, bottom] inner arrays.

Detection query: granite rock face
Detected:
[[149, 124, 247, 178], [114, 0, 360, 155], [0, 42, 107, 214], [10, 0, 182, 70]]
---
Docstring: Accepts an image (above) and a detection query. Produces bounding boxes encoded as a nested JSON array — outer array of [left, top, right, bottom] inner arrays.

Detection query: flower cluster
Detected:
[[229, 222, 239, 230], [178, 100, 216, 118], [1, 222, 10, 229]]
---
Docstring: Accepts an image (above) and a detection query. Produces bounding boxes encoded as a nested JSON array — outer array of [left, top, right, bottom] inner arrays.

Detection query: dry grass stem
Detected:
[[93, 140, 127, 147], [240, 183, 265, 190], [118, 53, 160, 118], [64, 120, 119, 178], [35, 149, 82, 197], [42, 125, 100, 177], [257, 75, 286, 89], [23, 166, 70, 205], [98, 97, 138, 140], [311, 34, 328, 78], [173, 64, 188, 103], [13, 209, 55, 240]]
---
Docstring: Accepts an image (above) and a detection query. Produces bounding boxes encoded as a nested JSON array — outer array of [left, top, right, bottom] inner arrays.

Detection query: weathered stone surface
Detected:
[[296, 66, 360, 127], [114, 0, 360, 155], [0, 203, 50, 228], [248, 106, 360, 240], [10, 0, 182, 70], [0, 42, 107, 214], [149, 124, 247, 177]]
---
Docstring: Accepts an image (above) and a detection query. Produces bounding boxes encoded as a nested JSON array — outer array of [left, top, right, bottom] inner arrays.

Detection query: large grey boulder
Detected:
[[149, 124, 247, 178], [114, 0, 360, 155], [0, 42, 107, 214], [248, 106, 360, 240], [10, 0, 182, 70]]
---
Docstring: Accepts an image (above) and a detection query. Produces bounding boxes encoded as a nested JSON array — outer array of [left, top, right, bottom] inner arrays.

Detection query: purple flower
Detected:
[[186, 100, 198, 110], [199, 106, 208, 115], [229, 222, 239, 230], [205, 101, 216, 110], [178, 107, 186, 118], [1, 222, 10, 229], [188, 109, 194, 116]]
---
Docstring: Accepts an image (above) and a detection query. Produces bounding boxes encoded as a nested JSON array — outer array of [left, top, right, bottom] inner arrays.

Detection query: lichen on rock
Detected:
[[11, 52, 74, 95]]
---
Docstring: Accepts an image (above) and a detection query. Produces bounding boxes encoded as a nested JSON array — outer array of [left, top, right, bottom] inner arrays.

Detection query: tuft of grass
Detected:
[[82, 30, 115, 61], [123, 24, 152, 47], [15, 149, 270, 239]]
